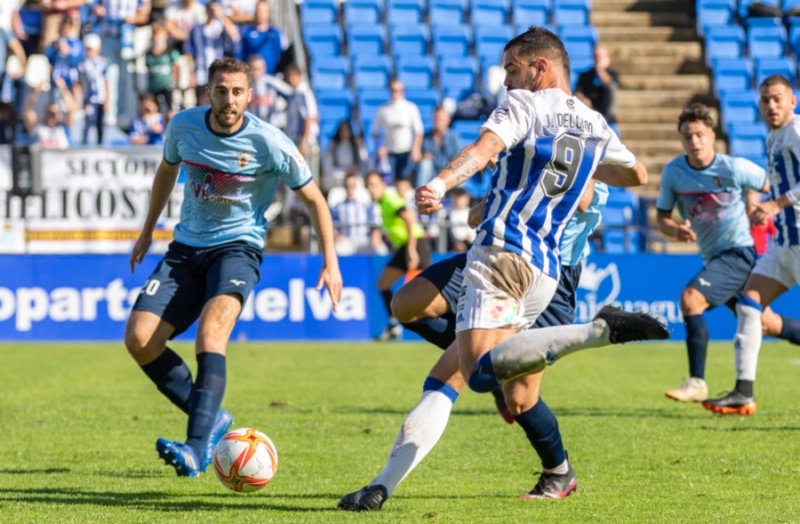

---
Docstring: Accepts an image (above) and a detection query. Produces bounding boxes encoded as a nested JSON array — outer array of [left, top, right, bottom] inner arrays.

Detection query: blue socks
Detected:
[[513, 398, 566, 470], [684, 314, 708, 380], [779, 315, 800, 345], [140, 347, 193, 413], [422, 376, 459, 403], [401, 316, 456, 350], [185, 352, 227, 459]]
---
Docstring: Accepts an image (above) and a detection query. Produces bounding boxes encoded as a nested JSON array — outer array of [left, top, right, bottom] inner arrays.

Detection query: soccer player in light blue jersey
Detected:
[[338, 181, 610, 510], [657, 103, 800, 406], [124, 58, 342, 477], [703, 75, 800, 415]]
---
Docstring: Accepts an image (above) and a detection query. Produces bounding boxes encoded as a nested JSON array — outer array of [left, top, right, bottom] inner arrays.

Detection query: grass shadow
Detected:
[[0, 468, 71, 475], [698, 425, 800, 432]]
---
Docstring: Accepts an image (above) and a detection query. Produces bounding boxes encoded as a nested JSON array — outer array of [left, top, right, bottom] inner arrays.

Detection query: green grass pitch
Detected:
[[1, 340, 799, 523]]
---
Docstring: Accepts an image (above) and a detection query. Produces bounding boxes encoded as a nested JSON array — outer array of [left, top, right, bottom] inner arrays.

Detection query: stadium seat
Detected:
[[310, 56, 351, 90], [747, 25, 787, 59], [300, 0, 338, 25], [789, 24, 800, 56], [471, 0, 510, 27], [358, 87, 391, 137], [512, 0, 551, 28], [711, 57, 753, 96], [755, 57, 797, 87], [347, 24, 387, 58], [430, 0, 468, 26], [516, 22, 555, 36], [303, 25, 344, 57], [316, 89, 355, 127], [439, 56, 479, 100], [728, 123, 767, 161], [396, 55, 437, 89], [353, 55, 393, 89], [738, 0, 780, 18], [559, 25, 598, 62], [387, 0, 425, 25], [696, 0, 734, 36], [602, 229, 640, 254], [344, 0, 383, 26], [390, 24, 430, 57], [552, 0, 591, 27], [569, 55, 594, 91], [785, 0, 800, 13], [474, 25, 514, 64], [704, 25, 745, 65], [719, 90, 759, 131], [432, 24, 473, 60], [405, 87, 442, 130], [451, 118, 483, 148]]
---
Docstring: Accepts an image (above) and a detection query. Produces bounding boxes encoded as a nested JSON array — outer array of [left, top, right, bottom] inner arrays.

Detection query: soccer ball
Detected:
[[213, 427, 278, 493]]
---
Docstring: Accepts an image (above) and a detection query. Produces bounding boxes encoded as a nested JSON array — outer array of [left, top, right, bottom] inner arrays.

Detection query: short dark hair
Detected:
[[504, 26, 570, 76], [208, 57, 253, 87], [677, 103, 715, 131], [759, 74, 793, 91]]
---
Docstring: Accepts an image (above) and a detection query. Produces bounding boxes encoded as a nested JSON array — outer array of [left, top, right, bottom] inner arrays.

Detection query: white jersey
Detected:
[[765, 115, 800, 246], [478, 88, 636, 279]]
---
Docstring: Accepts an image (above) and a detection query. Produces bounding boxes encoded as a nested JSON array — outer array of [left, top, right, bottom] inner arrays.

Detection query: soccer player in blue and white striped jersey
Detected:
[[703, 75, 800, 415]]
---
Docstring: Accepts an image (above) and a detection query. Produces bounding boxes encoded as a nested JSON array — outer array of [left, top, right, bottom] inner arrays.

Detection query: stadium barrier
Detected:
[[1, 253, 798, 341]]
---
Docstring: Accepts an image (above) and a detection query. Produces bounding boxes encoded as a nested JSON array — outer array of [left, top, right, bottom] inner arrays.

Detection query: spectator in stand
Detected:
[[220, 0, 257, 25], [23, 78, 77, 149], [417, 106, 460, 186], [40, 0, 86, 51], [447, 187, 475, 252], [371, 80, 423, 182], [575, 45, 620, 129], [0, 0, 24, 36], [145, 23, 180, 115], [284, 63, 318, 159], [322, 120, 367, 193], [0, 22, 26, 144], [332, 171, 384, 255], [185, 1, 239, 106], [79, 33, 109, 145], [149, 0, 169, 23], [45, 15, 84, 105], [164, 0, 206, 47], [129, 93, 165, 145], [237, 0, 286, 76], [246, 54, 289, 128]]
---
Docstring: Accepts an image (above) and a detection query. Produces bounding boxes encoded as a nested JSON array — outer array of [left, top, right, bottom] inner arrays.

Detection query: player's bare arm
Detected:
[[295, 181, 343, 310], [592, 159, 648, 188], [130, 160, 181, 273], [577, 179, 595, 212], [398, 208, 420, 269], [656, 209, 696, 243], [753, 184, 799, 223], [468, 195, 488, 229]]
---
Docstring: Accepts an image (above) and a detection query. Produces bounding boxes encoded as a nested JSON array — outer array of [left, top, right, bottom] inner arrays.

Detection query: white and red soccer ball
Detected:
[[213, 427, 278, 493]]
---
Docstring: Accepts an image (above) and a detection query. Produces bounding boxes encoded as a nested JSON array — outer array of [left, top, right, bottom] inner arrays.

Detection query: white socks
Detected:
[[371, 388, 454, 496], [734, 300, 763, 381]]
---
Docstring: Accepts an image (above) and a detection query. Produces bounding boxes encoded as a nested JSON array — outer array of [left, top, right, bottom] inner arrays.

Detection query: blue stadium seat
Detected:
[[396, 55, 437, 89], [471, 0, 510, 27], [353, 55, 393, 89], [711, 57, 753, 96], [789, 24, 800, 57], [347, 24, 388, 58], [303, 25, 343, 57], [738, 0, 779, 18], [387, 0, 425, 25], [512, 0, 551, 28], [559, 25, 598, 61], [474, 25, 514, 63], [728, 121, 768, 140], [569, 55, 594, 91], [430, 0, 468, 25], [516, 22, 555, 36], [755, 57, 797, 86], [432, 24, 473, 59], [704, 25, 745, 65], [390, 24, 430, 57], [358, 88, 391, 137], [451, 119, 483, 148], [747, 25, 787, 59], [310, 56, 351, 90], [785, 0, 800, 13], [405, 87, 442, 130], [602, 229, 640, 254], [300, 0, 338, 25], [344, 0, 383, 26], [553, 0, 590, 27], [696, 0, 734, 36], [601, 190, 640, 253], [316, 89, 355, 125], [728, 123, 767, 161], [719, 90, 759, 132], [440, 56, 479, 100]]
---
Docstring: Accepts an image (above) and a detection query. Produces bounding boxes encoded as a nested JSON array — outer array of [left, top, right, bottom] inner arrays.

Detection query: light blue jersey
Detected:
[[656, 154, 766, 262], [559, 181, 609, 267], [765, 115, 800, 246], [164, 106, 312, 249], [479, 89, 636, 280]]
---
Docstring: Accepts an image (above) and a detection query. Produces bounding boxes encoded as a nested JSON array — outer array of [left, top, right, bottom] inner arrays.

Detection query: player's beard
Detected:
[[212, 105, 244, 131]]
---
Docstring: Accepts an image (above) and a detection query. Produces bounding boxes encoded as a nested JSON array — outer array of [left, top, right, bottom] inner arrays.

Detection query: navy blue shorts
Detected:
[[387, 238, 433, 271], [687, 246, 757, 310], [133, 240, 263, 337], [420, 253, 581, 328]]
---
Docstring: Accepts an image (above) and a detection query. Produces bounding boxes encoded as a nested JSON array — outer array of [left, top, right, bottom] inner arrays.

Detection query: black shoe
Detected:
[[701, 390, 757, 416], [519, 461, 577, 500], [337, 485, 388, 511], [491, 388, 515, 425], [593, 305, 669, 344]]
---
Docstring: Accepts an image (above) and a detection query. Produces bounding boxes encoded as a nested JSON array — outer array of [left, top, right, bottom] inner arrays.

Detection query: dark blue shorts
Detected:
[[387, 237, 433, 271], [687, 246, 757, 310], [133, 240, 263, 337], [420, 253, 581, 328]]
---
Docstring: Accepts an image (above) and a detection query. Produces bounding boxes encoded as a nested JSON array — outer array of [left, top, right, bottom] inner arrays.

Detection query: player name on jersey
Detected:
[[544, 113, 594, 134]]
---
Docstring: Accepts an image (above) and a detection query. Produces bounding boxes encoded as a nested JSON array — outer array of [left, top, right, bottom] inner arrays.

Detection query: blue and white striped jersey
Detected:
[[332, 198, 376, 240], [478, 89, 636, 279], [765, 115, 800, 246]]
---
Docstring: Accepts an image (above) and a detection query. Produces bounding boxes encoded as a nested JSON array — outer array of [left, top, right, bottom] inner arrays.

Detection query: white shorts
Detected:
[[455, 244, 559, 333], [751, 243, 800, 290]]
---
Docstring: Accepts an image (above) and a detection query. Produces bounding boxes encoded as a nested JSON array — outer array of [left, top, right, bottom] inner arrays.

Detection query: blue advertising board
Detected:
[[0, 254, 798, 341]]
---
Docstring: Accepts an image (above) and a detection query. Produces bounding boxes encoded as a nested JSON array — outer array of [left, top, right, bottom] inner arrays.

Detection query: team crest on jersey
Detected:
[[236, 151, 253, 167], [566, 98, 575, 110], [294, 150, 307, 168], [491, 107, 509, 124]]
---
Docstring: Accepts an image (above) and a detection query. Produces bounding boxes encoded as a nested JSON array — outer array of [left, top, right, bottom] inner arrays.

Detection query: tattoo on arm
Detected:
[[446, 145, 480, 183]]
